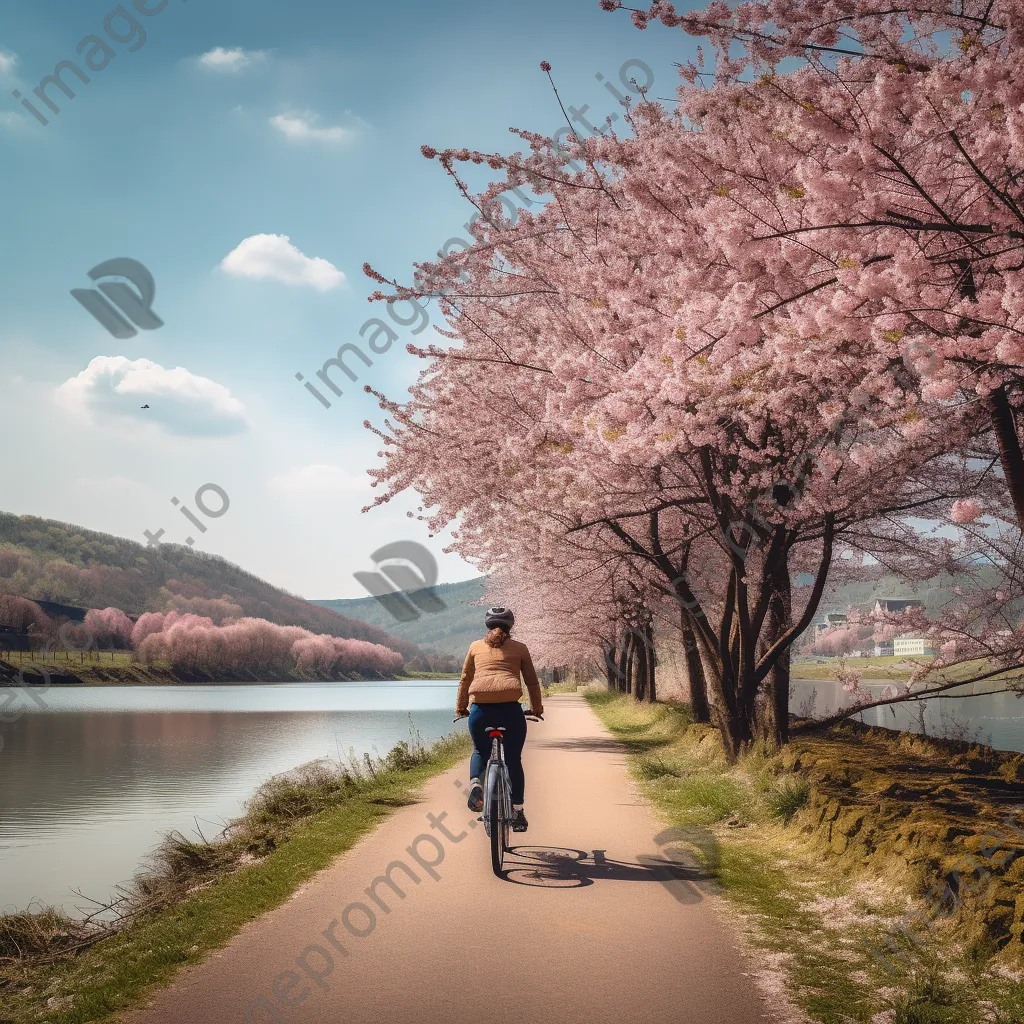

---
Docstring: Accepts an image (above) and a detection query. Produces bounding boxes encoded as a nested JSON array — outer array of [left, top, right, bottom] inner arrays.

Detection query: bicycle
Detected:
[[454, 706, 543, 875]]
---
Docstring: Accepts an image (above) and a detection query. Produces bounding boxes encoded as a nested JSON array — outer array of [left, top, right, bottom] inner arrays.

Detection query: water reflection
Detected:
[[791, 678, 1024, 752], [0, 682, 460, 916]]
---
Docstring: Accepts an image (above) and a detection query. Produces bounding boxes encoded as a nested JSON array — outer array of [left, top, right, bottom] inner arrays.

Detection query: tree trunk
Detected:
[[622, 626, 630, 692], [770, 565, 792, 746], [716, 702, 753, 762], [754, 557, 792, 748], [614, 630, 630, 696], [645, 623, 657, 703], [681, 611, 711, 722], [691, 629, 747, 760], [633, 628, 647, 701], [603, 642, 618, 689], [987, 385, 1024, 533]]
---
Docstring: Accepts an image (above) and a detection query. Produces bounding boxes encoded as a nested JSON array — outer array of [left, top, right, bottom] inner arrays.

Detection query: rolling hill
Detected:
[[316, 569, 1001, 663], [0, 512, 426, 662], [818, 568, 1005, 618], [312, 577, 490, 658]]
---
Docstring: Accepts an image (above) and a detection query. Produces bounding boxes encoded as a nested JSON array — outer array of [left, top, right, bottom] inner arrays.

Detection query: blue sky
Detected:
[[0, 0, 695, 599]]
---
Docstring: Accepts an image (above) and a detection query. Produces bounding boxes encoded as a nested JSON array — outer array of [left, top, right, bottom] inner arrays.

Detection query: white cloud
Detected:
[[55, 356, 248, 437], [270, 112, 353, 144], [219, 234, 346, 291], [198, 46, 266, 71], [0, 51, 17, 75], [269, 465, 373, 496]]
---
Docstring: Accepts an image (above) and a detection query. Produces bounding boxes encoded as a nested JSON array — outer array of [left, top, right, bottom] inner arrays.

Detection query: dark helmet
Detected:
[[484, 606, 515, 631]]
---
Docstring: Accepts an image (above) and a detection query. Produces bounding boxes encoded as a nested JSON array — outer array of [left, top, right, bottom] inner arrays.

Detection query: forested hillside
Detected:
[[319, 572, 992, 662], [819, 570, 1003, 617], [313, 577, 489, 657], [0, 512, 423, 660]]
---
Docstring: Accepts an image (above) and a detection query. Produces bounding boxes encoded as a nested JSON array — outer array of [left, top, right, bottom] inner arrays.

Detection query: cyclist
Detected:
[[456, 607, 543, 832]]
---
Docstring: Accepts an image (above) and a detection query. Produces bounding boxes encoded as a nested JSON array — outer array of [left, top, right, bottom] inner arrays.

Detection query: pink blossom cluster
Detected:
[[0, 594, 52, 634], [133, 613, 404, 678], [84, 606, 134, 648], [810, 624, 873, 658]]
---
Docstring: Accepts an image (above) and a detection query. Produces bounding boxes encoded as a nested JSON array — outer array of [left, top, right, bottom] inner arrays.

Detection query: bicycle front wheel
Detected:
[[487, 765, 504, 875]]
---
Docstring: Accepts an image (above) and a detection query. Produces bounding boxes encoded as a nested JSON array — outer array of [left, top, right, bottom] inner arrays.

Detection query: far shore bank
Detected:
[[0, 659, 459, 687]]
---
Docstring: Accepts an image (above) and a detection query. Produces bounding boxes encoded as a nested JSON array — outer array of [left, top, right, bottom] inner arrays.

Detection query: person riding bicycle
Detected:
[[456, 607, 543, 833]]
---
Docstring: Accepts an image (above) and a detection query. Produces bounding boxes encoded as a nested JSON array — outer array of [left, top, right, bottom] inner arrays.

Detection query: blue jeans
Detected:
[[469, 701, 527, 804]]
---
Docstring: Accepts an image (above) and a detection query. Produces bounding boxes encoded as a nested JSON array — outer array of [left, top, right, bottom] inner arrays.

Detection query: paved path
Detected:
[[128, 695, 773, 1024]]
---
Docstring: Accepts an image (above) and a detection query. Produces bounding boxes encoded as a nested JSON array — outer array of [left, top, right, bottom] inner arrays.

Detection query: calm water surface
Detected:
[[792, 677, 1024, 752], [0, 681, 460, 916]]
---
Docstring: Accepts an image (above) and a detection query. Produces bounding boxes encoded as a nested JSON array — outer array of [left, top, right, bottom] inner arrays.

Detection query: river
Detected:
[[791, 677, 1024, 753], [0, 681, 460, 917]]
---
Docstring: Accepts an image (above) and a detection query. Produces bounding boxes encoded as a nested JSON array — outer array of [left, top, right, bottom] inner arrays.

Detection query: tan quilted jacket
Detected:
[[456, 637, 543, 716]]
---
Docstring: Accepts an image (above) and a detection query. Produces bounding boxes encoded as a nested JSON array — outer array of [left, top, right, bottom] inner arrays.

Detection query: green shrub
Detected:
[[768, 777, 811, 822], [635, 755, 681, 779], [671, 774, 745, 822]]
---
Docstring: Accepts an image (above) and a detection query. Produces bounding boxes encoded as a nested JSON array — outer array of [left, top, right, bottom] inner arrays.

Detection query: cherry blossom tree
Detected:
[[0, 595, 51, 634], [811, 623, 873, 658], [361, 99, 992, 756], [164, 594, 244, 624], [134, 612, 404, 680], [606, 0, 1024, 530], [84, 607, 134, 649], [131, 611, 168, 649]]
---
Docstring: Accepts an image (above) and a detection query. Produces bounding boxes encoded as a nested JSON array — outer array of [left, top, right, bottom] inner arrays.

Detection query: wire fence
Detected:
[[0, 649, 134, 667]]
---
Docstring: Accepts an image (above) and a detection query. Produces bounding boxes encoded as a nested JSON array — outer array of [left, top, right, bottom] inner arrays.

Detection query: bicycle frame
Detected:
[[484, 730, 514, 875], [483, 731, 513, 843]]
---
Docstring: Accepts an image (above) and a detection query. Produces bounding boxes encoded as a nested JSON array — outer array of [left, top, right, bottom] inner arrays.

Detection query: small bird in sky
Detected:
[[141, 404, 150, 409]]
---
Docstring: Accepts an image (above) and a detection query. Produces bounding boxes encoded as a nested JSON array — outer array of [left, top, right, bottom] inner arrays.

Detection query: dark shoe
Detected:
[[467, 782, 483, 813], [511, 808, 528, 832]]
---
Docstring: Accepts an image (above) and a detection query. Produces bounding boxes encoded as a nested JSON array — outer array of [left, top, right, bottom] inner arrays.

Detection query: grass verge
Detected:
[[586, 691, 1024, 1024], [0, 728, 471, 1024]]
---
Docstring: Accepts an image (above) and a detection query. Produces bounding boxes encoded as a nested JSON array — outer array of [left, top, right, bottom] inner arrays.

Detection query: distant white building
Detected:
[[893, 634, 936, 657], [813, 611, 849, 637], [873, 640, 894, 657], [874, 599, 923, 617]]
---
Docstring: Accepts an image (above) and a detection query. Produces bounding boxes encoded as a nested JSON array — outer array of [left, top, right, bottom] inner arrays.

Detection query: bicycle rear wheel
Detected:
[[487, 764, 504, 875], [501, 766, 512, 853]]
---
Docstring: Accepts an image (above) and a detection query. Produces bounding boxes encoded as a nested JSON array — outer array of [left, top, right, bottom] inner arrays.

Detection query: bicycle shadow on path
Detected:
[[501, 827, 719, 905]]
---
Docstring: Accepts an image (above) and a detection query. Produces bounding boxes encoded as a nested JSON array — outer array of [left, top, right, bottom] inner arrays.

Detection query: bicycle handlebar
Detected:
[[452, 709, 544, 723]]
